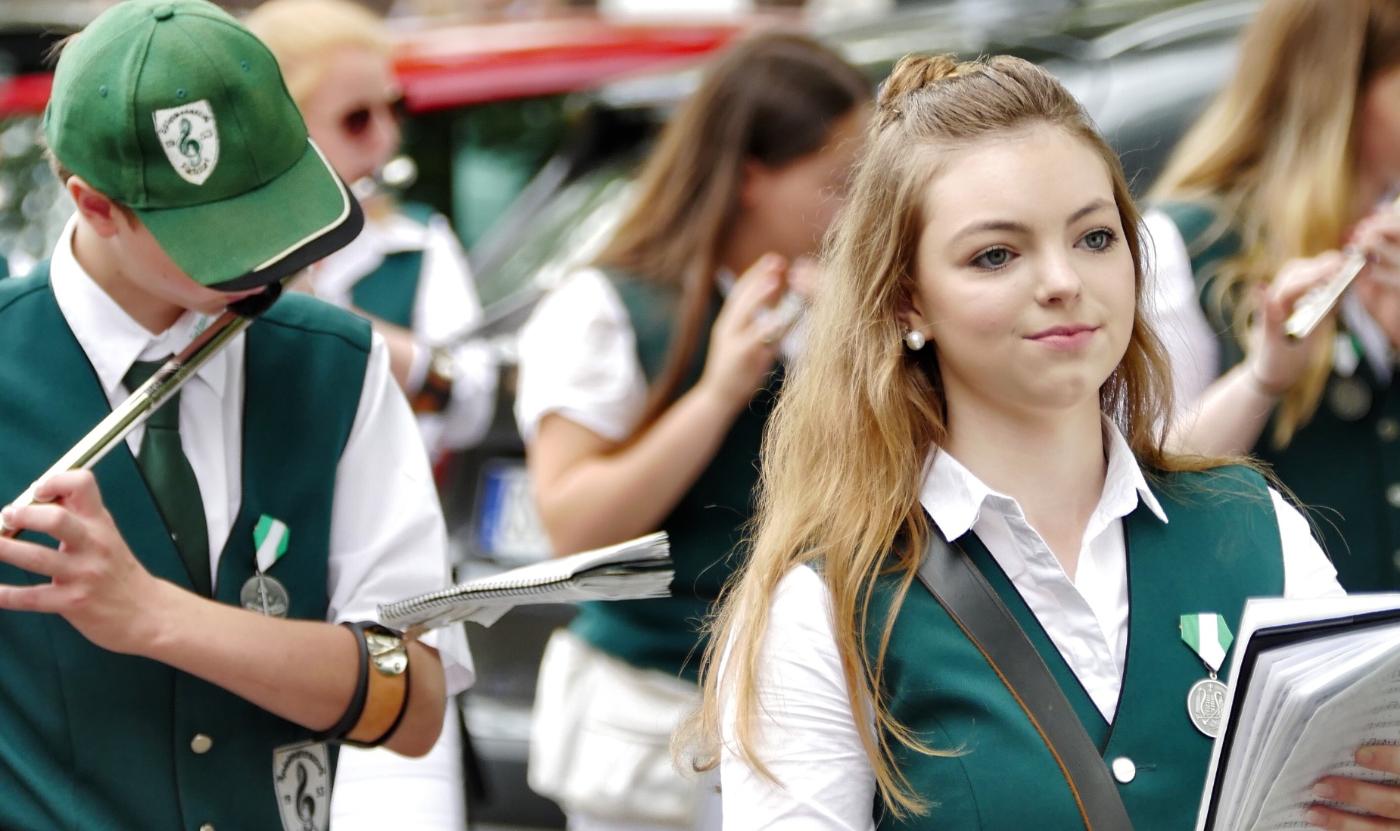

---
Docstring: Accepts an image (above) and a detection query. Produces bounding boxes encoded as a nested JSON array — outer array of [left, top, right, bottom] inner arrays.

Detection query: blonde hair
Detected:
[[1151, 0, 1400, 447], [243, 0, 391, 106], [688, 54, 1229, 818], [594, 32, 869, 423]]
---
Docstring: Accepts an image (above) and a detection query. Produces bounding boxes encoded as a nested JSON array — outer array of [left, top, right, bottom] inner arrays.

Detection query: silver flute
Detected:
[[0, 285, 282, 538], [1284, 192, 1400, 340]]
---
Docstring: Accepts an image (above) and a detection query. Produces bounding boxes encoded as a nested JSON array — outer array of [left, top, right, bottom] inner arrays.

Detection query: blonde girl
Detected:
[[693, 53, 1400, 830], [1148, 0, 1400, 591], [248, 0, 497, 460]]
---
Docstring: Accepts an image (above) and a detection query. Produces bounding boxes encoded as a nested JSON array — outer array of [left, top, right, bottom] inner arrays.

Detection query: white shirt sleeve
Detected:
[[326, 332, 475, 694], [720, 565, 877, 831], [514, 267, 648, 444], [1272, 487, 1347, 599], [1141, 209, 1222, 415], [413, 214, 498, 456]]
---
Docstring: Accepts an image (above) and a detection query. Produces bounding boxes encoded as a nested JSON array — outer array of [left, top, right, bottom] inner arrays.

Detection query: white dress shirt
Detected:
[[47, 218, 473, 828], [310, 208, 497, 457], [718, 423, 1344, 830]]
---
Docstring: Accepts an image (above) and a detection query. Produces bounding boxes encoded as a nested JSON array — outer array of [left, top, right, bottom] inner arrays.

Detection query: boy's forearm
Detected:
[[143, 579, 446, 756]]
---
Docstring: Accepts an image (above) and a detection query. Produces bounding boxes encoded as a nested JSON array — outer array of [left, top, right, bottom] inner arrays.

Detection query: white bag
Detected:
[[528, 628, 701, 826]]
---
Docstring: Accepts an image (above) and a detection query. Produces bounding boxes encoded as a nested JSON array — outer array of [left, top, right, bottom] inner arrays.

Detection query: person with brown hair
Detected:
[[690, 53, 1400, 830], [513, 30, 869, 831], [1148, 0, 1400, 591]]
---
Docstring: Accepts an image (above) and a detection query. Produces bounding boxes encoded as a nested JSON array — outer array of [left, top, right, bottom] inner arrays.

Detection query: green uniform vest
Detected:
[[568, 272, 781, 682], [0, 264, 371, 831], [1159, 201, 1400, 591], [348, 203, 436, 329], [866, 466, 1284, 829]]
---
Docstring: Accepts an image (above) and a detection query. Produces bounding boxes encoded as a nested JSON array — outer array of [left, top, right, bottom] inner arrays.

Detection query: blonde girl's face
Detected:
[[298, 46, 403, 186], [1357, 63, 1400, 190], [904, 124, 1136, 418]]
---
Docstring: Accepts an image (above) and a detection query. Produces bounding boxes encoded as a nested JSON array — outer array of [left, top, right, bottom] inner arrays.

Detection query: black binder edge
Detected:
[[1201, 606, 1400, 829]]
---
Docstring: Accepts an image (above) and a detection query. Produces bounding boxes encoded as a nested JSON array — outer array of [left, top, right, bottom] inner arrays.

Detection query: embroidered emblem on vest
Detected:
[[152, 100, 219, 185], [273, 741, 330, 831]]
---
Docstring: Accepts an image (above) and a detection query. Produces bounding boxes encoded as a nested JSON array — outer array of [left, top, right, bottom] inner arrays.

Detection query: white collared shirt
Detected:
[[309, 208, 497, 457], [47, 217, 473, 693], [718, 424, 1343, 830]]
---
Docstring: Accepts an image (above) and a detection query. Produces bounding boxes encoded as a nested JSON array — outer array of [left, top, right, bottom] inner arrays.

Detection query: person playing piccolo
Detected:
[[0, 2, 471, 829]]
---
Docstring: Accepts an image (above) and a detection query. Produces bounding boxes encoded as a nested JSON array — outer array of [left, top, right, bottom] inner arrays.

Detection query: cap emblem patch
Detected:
[[153, 99, 219, 186]]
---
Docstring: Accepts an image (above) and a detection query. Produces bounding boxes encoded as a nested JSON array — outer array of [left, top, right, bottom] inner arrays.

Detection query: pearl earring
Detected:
[[903, 329, 926, 351]]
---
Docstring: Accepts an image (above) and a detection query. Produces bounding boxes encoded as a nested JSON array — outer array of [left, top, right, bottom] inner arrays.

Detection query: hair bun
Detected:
[[876, 54, 966, 115]]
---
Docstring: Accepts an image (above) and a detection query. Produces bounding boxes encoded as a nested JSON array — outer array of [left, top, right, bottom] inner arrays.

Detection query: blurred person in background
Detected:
[[248, 0, 498, 466], [245, 2, 483, 828], [514, 31, 869, 831], [1146, 0, 1400, 592]]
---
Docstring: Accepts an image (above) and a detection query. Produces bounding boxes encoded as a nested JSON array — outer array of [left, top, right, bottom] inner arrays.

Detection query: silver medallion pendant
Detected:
[[241, 573, 290, 618], [1187, 677, 1228, 737]]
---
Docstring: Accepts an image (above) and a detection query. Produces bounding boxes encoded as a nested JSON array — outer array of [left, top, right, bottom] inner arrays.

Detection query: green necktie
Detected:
[[123, 360, 212, 596]]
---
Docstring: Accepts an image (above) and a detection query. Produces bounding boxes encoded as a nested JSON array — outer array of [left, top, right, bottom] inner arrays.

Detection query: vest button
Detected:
[[199, 825, 215, 831], [1111, 756, 1136, 784], [190, 733, 213, 754], [1379, 418, 1400, 442], [1387, 484, 1400, 509]]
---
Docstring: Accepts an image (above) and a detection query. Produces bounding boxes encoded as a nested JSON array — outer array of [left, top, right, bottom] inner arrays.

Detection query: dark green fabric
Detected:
[[1159, 200, 1400, 590], [0, 263, 370, 830], [568, 271, 780, 682], [123, 359, 212, 595], [351, 249, 422, 329], [348, 203, 436, 329], [866, 466, 1284, 830]]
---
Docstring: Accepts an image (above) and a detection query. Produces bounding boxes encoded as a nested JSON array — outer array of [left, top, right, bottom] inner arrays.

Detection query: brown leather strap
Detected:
[[915, 529, 1135, 830]]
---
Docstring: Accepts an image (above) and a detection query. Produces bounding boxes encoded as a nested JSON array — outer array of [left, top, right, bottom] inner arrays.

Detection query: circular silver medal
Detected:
[[240, 573, 290, 618], [1186, 677, 1228, 738]]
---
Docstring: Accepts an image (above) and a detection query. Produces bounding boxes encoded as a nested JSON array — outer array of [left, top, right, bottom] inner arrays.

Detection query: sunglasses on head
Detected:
[[341, 95, 408, 138]]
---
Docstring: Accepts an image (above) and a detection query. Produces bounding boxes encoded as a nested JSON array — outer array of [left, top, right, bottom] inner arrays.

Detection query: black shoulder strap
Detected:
[[915, 530, 1135, 831]]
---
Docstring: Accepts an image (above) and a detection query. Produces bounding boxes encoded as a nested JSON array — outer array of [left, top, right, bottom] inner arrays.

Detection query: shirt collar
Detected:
[[49, 216, 228, 399], [919, 417, 1169, 543], [1341, 291, 1393, 382], [311, 211, 429, 298]]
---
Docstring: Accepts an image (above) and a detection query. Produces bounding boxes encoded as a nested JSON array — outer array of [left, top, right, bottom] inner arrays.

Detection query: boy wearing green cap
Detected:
[[0, 2, 472, 830]]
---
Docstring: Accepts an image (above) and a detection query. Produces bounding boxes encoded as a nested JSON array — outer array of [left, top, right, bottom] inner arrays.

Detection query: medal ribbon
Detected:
[[253, 515, 290, 574], [1180, 613, 1233, 674]]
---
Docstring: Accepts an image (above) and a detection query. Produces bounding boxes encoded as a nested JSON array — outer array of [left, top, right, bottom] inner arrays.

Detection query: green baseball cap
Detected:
[[44, 0, 363, 290]]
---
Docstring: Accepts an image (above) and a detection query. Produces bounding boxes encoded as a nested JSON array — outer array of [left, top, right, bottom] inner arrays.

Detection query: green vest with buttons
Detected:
[[0, 264, 370, 831], [348, 203, 435, 329], [1159, 201, 1400, 591], [866, 466, 1284, 830], [567, 271, 781, 683]]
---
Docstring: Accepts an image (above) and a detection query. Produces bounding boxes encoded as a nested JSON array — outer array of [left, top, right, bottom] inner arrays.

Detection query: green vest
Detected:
[[1159, 201, 1400, 591], [866, 466, 1284, 830], [568, 272, 781, 682], [348, 203, 435, 329], [0, 264, 371, 830]]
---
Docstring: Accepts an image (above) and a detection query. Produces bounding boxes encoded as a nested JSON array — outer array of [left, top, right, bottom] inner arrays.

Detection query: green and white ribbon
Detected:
[[1180, 613, 1233, 674], [253, 515, 290, 574]]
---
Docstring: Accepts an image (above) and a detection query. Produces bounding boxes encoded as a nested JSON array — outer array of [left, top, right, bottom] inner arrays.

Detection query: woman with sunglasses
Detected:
[[248, 0, 497, 463], [515, 32, 869, 831], [245, 3, 482, 829]]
